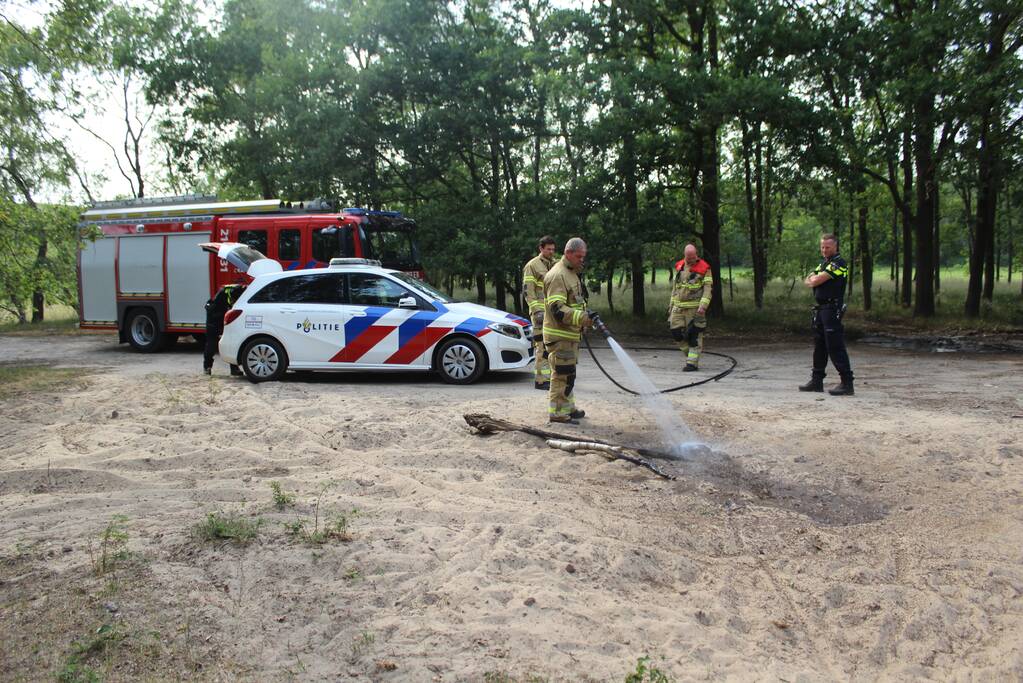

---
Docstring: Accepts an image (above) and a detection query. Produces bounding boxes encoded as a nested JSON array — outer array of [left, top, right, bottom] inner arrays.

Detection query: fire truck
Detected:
[[77, 195, 422, 352]]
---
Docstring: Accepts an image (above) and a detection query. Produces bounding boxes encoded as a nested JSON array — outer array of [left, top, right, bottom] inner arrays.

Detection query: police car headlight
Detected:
[[488, 322, 522, 339]]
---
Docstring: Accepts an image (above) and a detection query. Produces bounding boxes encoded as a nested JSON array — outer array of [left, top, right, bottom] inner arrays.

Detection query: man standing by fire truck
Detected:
[[669, 244, 713, 371], [543, 237, 593, 424], [523, 236, 556, 390], [203, 284, 244, 376]]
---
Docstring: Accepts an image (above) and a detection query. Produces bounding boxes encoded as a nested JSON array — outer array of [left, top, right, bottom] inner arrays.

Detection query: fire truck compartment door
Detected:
[[200, 242, 282, 277], [80, 237, 117, 322], [118, 235, 164, 294], [167, 233, 212, 325]]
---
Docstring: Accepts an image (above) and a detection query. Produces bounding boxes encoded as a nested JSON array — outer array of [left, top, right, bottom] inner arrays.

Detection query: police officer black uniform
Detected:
[[203, 284, 244, 376], [800, 234, 854, 396]]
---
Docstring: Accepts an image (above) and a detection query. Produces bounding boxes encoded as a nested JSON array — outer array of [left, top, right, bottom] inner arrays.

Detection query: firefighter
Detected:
[[523, 236, 557, 390], [543, 237, 593, 424], [203, 284, 244, 376], [800, 233, 854, 396], [668, 244, 713, 371]]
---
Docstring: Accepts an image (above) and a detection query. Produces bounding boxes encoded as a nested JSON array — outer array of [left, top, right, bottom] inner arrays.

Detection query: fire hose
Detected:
[[581, 313, 737, 395]]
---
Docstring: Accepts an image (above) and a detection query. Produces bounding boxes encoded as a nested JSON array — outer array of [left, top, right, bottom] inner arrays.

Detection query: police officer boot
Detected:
[[828, 377, 854, 396], [798, 371, 825, 392]]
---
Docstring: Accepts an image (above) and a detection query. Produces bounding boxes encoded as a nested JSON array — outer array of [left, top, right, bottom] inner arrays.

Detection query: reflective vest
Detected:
[[522, 254, 554, 315], [671, 258, 713, 310], [543, 259, 590, 343]]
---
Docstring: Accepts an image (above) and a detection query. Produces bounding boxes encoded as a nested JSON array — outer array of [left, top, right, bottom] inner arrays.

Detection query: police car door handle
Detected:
[[349, 310, 366, 317], [279, 307, 297, 314]]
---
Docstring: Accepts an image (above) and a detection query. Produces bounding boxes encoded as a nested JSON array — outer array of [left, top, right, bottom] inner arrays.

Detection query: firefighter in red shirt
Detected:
[[668, 244, 713, 371]]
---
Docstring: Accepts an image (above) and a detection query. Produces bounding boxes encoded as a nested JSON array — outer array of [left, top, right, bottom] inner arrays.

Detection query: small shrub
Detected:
[[625, 656, 673, 683], [91, 515, 130, 576], [269, 481, 296, 510], [194, 511, 263, 544], [283, 481, 359, 544]]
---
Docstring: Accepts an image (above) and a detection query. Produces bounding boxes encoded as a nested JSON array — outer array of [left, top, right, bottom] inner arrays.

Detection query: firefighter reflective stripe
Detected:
[[547, 294, 568, 303], [523, 254, 554, 316], [671, 259, 713, 312], [544, 326, 581, 341]]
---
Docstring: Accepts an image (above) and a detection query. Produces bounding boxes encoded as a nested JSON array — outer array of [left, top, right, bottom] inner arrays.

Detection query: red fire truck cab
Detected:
[[77, 195, 422, 352]]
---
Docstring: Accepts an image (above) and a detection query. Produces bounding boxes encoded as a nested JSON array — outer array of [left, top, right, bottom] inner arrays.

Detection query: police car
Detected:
[[204, 244, 534, 384]]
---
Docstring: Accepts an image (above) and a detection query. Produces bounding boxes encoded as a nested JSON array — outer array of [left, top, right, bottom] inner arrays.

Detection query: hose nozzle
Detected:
[[588, 310, 612, 339]]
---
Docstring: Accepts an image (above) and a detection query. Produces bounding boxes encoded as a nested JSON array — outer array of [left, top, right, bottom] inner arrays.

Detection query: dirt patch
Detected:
[[0, 335, 1022, 679]]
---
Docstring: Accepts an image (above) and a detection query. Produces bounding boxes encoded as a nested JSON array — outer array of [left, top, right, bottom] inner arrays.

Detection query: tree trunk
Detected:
[[859, 205, 872, 311], [620, 109, 644, 317], [742, 120, 764, 309], [933, 184, 941, 294], [901, 129, 913, 307], [476, 275, 486, 305], [892, 206, 899, 302], [1007, 195, 1013, 283], [494, 275, 506, 313], [847, 191, 856, 298], [606, 268, 615, 314], [513, 270, 524, 316], [913, 93, 937, 317], [967, 111, 997, 317]]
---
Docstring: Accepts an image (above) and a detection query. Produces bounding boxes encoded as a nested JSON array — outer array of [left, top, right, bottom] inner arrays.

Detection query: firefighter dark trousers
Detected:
[[811, 305, 853, 380], [203, 313, 224, 371]]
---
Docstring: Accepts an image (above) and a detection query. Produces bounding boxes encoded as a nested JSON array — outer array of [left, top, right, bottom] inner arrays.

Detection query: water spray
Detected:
[[582, 310, 737, 458]]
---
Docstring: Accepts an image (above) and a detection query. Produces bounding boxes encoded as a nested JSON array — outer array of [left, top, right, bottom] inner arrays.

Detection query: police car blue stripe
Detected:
[[344, 307, 391, 342], [397, 311, 442, 347]]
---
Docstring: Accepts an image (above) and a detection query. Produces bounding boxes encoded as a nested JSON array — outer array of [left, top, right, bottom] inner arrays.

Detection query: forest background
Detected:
[[1, 0, 1021, 335]]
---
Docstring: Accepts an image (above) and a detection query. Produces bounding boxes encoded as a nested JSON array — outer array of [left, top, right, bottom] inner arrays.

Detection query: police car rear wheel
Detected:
[[436, 337, 485, 385], [241, 338, 288, 383]]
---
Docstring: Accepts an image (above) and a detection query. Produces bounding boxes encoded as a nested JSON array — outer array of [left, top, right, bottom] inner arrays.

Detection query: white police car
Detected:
[[206, 245, 534, 384]]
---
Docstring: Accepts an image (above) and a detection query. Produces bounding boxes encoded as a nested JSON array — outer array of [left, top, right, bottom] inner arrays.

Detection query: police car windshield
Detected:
[[389, 272, 450, 303]]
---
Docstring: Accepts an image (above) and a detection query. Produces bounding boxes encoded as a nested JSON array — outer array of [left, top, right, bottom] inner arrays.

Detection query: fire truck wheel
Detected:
[[240, 337, 288, 383], [126, 308, 167, 353], [435, 336, 486, 385]]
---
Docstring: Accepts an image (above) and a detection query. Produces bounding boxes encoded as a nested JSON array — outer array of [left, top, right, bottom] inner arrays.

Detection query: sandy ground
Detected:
[[1, 332, 1022, 681]]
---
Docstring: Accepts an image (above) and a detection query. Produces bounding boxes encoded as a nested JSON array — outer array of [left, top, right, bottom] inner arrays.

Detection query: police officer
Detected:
[[522, 236, 556, 390], [668, 243, 713, 371], [800, 233, 854, 395], [203, 284, 244, 376], [543, 237, 593, 424]]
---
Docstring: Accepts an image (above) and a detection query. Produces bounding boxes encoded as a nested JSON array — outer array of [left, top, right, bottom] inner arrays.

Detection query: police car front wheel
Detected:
[[240, 337, 288, 383], [436, 337, 486, 385]]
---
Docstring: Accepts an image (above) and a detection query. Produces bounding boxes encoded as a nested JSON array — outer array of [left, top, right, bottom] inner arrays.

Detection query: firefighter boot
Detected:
[[798, 371, 825, 392], [569, 409, 586, 420], [828, 377, 854, 396]]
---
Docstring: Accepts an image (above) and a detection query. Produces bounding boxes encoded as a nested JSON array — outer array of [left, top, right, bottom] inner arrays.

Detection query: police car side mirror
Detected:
[[397, 296, 418, 309]]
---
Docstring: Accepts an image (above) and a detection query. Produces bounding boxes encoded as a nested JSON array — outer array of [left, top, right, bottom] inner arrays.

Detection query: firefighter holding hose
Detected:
[[522, 235, 557, 390], [668, 244, 713, 372], [543, 237, 593, 424]]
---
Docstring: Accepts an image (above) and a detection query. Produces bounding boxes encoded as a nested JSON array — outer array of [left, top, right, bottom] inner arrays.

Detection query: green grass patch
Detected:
[[0, 365, 93, 400], [193, 511, 263, 544], [0, 305, 83, 336]]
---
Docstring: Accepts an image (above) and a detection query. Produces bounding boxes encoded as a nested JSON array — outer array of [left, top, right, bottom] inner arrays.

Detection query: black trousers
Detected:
[[203, 311, 223, 370], [812, 305, 853, 380]]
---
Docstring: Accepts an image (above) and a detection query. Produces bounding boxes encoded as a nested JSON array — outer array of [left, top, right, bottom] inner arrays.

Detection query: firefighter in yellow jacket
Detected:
[[669, 243, 713, 371], [522, 236, 556, 390], [543, 237, 593, 424]]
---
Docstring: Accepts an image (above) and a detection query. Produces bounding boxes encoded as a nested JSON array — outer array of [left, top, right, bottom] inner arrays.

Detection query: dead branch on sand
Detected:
[[463, 413, 677, 481]]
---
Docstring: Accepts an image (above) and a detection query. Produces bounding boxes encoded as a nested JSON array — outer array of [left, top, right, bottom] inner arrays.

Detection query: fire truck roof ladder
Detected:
[[82, 196, 287, 222]]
